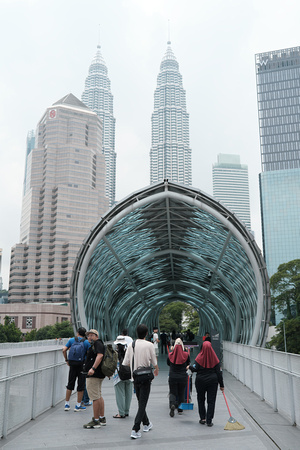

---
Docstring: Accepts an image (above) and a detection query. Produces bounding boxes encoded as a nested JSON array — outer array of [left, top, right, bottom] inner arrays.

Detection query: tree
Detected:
[[34, 321, 74, 340], [0, 316, 22, 343], [159, 301, 199, 334], [269, 317, 300, 354], [270, 259, 300, 319]]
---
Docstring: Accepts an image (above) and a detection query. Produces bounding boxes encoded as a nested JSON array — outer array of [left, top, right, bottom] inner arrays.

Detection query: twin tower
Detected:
[[9, 42, 191, 304]]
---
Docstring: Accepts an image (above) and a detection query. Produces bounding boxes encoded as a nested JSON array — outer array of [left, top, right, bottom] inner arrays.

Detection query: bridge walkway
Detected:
[[1, 354, 299, 450]]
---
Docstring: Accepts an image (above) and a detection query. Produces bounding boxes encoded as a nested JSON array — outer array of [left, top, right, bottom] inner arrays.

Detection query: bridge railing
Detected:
[[223, 341, 300, 427], [0, 340, 69, 438]]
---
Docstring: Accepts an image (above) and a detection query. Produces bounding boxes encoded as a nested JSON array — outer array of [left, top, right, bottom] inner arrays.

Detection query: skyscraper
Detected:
[[212, 154, 251, 231], [256, 46, 300, 280], [9, 94, 108, 303], [150, 41, 192, 186], [82, 45, 116, 206]]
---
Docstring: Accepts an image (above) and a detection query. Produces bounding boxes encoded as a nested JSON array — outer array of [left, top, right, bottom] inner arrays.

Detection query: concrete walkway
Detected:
[[1, 354, 299, 450]]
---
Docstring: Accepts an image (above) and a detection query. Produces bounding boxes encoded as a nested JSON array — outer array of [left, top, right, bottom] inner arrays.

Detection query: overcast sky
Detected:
[[0, 0, 299, 289]]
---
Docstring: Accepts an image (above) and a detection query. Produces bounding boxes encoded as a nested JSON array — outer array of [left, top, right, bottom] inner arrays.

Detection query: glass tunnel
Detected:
[[70, 181, 271, 347]]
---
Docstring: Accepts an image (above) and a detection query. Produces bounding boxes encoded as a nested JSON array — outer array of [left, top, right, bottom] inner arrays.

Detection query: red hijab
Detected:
[[169, 343, 189, 365], [195, 341, 219, 368]]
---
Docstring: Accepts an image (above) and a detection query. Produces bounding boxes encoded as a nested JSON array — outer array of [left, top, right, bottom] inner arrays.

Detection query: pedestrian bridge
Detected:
[[70, 180, 270, 346], [0, 340, 299, 449]]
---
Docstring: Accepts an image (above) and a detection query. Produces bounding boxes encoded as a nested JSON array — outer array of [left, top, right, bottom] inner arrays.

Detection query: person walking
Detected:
[[167, 338, 190, 417], [123, 324, 159, 440], [62, 327, 90, 411], [83, 329, 106, 429], [112, 335, 133, 419], [188, 340, 224, 427], [160, 330, 168, 354], [152, 327, 159, 356]]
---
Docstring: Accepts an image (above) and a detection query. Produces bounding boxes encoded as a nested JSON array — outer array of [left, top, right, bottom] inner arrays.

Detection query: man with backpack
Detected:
[[62, 327, 90, 411], [82, 329, 107, 429]]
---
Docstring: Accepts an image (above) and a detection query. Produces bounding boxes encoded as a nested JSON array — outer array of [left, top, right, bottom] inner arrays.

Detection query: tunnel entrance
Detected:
[[70, 180, 270, 346]]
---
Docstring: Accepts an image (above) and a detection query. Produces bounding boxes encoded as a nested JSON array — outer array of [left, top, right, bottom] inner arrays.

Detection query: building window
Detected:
[[61, 317, 68, 322], [22, 316, 36, 329]]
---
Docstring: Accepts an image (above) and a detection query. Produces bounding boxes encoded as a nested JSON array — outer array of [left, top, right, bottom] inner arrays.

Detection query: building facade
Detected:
[[82, 45, 116, 207], [150, 41, 192, 186], [256, 46, 300, 282], [0, 303, 71, 333], [213, 154, 251, 231], [9, 94, 108, 303]]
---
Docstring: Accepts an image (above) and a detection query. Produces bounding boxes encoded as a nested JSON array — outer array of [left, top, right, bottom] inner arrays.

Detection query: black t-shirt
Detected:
[[84, 339, 105, 379]]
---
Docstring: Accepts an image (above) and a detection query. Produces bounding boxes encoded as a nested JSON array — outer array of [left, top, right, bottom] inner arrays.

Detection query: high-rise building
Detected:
[[150, 41, 192, 186], [212, 154, 251, 230], [82, 45, 116, 207], [9, 94, 108, 303], [256, 46, 300, 281], [0, 248, 3, 290]]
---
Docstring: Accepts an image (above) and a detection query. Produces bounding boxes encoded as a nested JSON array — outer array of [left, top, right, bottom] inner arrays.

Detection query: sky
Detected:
[[0, 0, 299, 289]]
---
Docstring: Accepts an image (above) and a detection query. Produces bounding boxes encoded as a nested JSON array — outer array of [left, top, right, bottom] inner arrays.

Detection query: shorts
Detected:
[[66, 365, 85, 392], [86, 377, 104, 401]]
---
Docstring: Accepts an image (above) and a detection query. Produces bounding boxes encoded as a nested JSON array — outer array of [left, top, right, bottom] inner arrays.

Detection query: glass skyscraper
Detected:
[[213, 154, 251, 231], [150, 41, 192, 186], [9, 94, 108, 303], [256, 47, 300, 283], [82, 45, 116, 207]]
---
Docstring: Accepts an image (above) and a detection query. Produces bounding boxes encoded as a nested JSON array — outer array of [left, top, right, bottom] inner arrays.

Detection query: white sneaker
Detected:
[[143, 422, 153, 432], [131, 430, 142, 439]]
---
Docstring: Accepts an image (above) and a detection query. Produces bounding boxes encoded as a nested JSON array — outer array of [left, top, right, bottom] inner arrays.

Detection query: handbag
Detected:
[[132, 341, 154, 382], [118, 363, 132, 381]]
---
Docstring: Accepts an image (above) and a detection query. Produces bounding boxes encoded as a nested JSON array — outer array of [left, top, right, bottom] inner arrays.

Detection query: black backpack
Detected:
[[117, 347, 131, 380], [68, 337, 86, 365]]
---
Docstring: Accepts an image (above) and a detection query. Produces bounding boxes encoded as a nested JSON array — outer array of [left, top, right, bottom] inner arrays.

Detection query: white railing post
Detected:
[[2, 357, 12, 439], [287, 353, 296, 425], [270, 349, 278, 412], [259, 348, 264, 401], [31, 353, 39, 420]]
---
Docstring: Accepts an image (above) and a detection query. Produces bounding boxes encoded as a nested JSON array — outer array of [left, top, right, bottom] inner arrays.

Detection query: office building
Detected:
[[0, 248, 3, 291], [9, 93, 108, 303], [213, 154, 251, 230], [150, 41, 192, 185], [82, 45, 116, 206], [256, 46, 300, 281]]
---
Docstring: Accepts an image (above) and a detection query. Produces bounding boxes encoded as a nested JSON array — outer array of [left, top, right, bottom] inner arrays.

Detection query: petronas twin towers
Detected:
[[83, 40, 192, 206]]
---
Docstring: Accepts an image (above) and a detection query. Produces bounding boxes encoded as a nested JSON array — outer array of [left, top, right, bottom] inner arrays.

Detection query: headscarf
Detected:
[[195, 340, 219, 368], [169, 338, 189, 364]]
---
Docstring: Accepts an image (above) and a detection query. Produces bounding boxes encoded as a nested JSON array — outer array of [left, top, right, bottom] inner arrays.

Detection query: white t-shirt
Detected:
[[123, 339, 157, 372], [152, 332, 159, 349]]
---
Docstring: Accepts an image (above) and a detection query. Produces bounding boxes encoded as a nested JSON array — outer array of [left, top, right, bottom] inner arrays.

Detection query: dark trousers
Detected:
[[133, 380, 151, 431], [161, 342, 168, 354], [195, 379, 218, 424], [169, 378, 186, 409], [66, 364, 85, 391]]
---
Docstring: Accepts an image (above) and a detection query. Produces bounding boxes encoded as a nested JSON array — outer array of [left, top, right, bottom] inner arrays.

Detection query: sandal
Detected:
[[113, 414, 125, 418]]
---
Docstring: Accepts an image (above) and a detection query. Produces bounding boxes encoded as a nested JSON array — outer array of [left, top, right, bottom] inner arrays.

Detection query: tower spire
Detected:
[[167, 19, 171, 45], [98, 24, 101, 48]]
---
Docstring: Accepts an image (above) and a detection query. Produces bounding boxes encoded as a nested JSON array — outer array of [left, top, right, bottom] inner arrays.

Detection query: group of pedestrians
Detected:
[[63, 324, 223, 440]]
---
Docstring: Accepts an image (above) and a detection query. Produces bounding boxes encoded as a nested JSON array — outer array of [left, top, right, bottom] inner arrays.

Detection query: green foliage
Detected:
[[34, 321, 73, 340], [24, 329, 37, 341], [270, 259, 300, 319], [159, 302, 199, 334], [0, 316, 23, 343], [269, 317, 300, 354]]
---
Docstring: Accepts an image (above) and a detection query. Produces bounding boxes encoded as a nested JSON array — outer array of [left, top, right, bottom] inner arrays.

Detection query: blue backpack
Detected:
[[68, 337, 86, 365]]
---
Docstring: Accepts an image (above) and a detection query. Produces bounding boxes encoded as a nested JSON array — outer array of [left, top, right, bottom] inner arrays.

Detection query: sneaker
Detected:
[[143, 422, 153, 432], [99, 417, 106, 426], [131, 430, 142, 439], [83, 401, 93, 406], [170, 404, 175, 417], [74, 404, 86, 412], [83, 418, 101, 429], [64, 404, 70, 411]]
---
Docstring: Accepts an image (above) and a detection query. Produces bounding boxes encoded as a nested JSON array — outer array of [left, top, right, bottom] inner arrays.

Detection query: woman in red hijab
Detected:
[[167, 338, 190, 417], [188, 340, 224, 427]]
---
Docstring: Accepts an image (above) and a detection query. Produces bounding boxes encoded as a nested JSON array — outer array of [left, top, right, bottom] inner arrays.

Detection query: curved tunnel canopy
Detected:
[[70, 181, 271, 346]]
